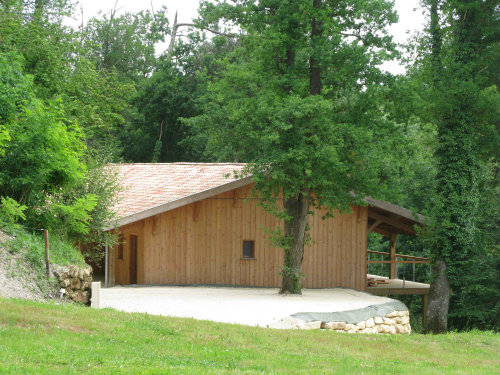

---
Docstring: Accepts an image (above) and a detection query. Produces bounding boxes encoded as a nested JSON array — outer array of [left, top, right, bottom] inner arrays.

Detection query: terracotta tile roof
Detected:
[[109, 163, 247, 219]]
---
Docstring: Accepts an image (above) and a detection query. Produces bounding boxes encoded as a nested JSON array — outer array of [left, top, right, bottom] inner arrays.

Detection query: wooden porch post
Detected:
[[389, 234, 398, 279]]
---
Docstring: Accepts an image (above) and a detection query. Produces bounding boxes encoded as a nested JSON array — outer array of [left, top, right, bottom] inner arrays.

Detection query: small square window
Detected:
[[242, 240, 255, 259]]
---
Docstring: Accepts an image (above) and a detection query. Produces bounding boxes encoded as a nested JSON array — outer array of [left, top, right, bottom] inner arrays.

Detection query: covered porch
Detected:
[[364, 197, 430, 326]]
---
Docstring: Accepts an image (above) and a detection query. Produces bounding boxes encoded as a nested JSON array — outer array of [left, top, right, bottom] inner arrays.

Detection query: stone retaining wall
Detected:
[[284, 300, 412, 334], [275, 309, 411, 334], [321, 310, 411, 334], [52, 265, 92, 304]]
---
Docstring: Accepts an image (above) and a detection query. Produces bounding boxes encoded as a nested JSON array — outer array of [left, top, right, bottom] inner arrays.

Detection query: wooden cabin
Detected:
[[103, 163, 428, 295]]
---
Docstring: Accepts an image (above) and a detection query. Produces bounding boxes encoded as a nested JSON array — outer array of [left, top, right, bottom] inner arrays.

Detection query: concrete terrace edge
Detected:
[[291, 300, 408, 324]]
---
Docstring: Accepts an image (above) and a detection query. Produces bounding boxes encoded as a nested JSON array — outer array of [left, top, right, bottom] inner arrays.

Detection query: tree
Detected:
[[82, 5, 169, 83], [0, 1, 137, 254], [187, 0, 399, 293], [0, 0, 78, 100], [122, 33, 239, 163], [0, 0, 135, 157], [422, 0, 500, 333]]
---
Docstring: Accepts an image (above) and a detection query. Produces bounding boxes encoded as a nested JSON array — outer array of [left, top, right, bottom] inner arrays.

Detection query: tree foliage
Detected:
[[186, 0, 400, 293], [0, 1, 122, 252], [122, 34, 239, 162], [396, 0, 500, 332], [82, 6, 170, 82]]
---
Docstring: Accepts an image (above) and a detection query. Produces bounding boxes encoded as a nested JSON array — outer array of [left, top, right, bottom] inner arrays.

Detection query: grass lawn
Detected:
[[0, 298, 499, 375]]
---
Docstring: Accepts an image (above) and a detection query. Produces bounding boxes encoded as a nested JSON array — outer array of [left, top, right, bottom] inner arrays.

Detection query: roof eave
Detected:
[[364, 196, 427, 225], [104, 176, 253, 231]]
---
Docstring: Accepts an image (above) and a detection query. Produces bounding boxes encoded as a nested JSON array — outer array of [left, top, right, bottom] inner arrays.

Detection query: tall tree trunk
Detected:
[[166, 11, 178, 60], [426, 260, 450, 333], [425, 0, 450, 334], [281, 192, 310, 294], [280, 0, 322, 294], [425, 0, 482, 332]]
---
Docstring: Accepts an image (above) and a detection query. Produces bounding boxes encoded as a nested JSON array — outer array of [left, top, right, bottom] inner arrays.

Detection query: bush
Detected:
[[0, 196, 27, 230]]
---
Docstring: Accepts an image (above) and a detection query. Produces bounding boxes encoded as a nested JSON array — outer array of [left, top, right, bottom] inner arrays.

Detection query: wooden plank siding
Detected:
[[112, 184, 368, 290]]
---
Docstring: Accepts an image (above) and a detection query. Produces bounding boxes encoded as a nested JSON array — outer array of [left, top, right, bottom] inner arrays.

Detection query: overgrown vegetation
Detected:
[[1, 227, 86, 296], [6, 229, 85, 269]]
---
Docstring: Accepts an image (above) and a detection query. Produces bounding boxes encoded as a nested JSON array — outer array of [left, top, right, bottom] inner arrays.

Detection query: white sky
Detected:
[[70, 0, 426, 74]]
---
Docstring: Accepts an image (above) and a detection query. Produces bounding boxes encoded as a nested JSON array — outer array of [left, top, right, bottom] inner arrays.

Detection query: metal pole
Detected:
[[105, 244, 109, 288], [413, 263, 416, 281], [402, 263, 405, 288], [44, 229, 50, 278]]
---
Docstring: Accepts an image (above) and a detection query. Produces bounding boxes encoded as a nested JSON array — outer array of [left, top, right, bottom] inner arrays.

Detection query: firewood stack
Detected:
[[367, 277, 389, 287]]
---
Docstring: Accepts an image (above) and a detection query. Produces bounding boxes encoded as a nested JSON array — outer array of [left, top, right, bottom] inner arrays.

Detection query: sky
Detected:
[[70, 0, 427, 74]]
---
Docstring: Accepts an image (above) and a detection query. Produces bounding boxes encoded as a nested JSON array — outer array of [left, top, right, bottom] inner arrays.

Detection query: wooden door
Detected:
[[129, 235, 138, 284]]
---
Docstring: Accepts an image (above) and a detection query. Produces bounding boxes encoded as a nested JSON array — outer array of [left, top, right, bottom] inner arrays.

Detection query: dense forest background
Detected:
[[0, 0, 498, 331]]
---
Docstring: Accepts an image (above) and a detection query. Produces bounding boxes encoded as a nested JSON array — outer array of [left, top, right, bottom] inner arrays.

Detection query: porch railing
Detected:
[[367, 250, 429, 281]]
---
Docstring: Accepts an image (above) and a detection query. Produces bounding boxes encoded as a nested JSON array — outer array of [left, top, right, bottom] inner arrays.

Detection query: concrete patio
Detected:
[[99, 285, 395, 328]]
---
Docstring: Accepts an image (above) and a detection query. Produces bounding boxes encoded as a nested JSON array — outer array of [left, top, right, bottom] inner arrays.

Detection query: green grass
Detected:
[[0, 299, 499, 374], [6, 228, 85, 268]]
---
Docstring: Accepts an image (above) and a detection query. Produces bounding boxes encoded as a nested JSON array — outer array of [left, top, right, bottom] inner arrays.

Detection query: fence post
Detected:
[[91, 281, 100, 308], [389, 234, 398, 279], [44, 229, 50, 278], [402, 262, 405, 288]]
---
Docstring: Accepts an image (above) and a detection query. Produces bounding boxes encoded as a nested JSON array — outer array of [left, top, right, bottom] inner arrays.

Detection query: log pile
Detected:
[[367, 277, 389, 287], [52, 265, 92, 304]]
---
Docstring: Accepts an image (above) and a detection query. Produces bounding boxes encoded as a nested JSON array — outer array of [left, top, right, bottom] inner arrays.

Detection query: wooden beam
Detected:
[[367, 250, 390, 256], [233, 189, 238, 208], [368, 210, 417, 235], [390, 234, 398, 279], [364, 196, 426, 224], [152, 216, 159, 235], [368, 219, 382, 234], [396, 253, 429, 261], [367, 250, 429, 261], [192, 202, 199, 222], [372, 226, 393, 238], [367, 287, 430, 296]]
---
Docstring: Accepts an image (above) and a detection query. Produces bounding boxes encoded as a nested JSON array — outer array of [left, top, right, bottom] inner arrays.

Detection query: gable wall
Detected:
[[112, 184, 368, 290]]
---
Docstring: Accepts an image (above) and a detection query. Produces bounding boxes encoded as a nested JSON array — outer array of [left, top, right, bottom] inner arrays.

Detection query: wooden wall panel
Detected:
[[113, 184, 368, 290], [114, 220, 144, 286], [299, 205, 367, 289]]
